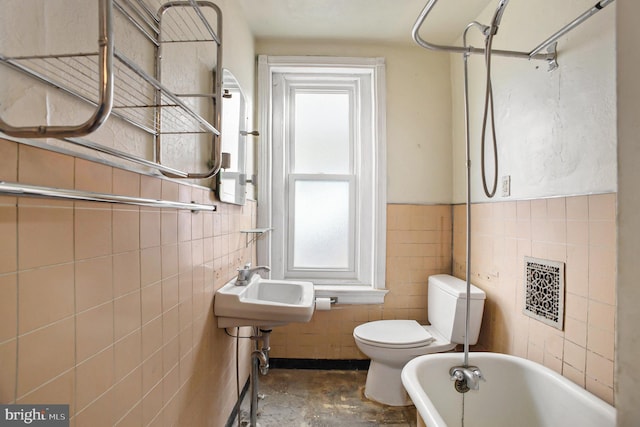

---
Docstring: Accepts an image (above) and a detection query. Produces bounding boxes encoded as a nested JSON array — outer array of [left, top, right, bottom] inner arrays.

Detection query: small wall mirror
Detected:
[[216, 69, 247, 205]]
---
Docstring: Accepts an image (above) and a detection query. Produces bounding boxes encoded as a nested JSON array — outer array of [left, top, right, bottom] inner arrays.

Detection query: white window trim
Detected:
[[257, 55, 387, 304]]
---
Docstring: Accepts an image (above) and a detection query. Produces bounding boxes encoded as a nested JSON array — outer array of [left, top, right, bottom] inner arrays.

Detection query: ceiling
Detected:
[[238, 0, 495, 45]]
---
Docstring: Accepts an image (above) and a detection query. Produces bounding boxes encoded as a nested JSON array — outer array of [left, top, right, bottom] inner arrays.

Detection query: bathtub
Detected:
[[401, 352, 615, 427]]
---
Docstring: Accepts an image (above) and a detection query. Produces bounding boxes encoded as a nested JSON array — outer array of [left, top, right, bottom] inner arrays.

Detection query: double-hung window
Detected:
[[257, 56, 387, 303]]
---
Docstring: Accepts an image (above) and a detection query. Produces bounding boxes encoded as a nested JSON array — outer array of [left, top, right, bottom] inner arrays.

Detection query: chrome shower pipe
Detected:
[[528, 0, 615, 58], [411, 0, 554, 62], [461, 21, 487, 368], [413, 0, 615, 64]]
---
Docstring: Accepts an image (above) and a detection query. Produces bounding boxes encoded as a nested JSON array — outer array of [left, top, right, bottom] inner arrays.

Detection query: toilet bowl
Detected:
[[353, 274, 486, 406], [354, 320, 456, 406]]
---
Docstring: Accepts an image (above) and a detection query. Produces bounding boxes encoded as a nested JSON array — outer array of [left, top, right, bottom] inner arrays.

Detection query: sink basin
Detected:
[[214, 275, 315, 328]]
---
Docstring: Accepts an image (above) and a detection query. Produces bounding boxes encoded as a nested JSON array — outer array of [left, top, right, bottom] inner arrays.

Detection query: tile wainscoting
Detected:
[[0, 138, 257, 426]]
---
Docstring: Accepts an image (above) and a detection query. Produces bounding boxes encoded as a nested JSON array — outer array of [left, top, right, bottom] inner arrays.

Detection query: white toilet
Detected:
[[353, 274, 486, 406]]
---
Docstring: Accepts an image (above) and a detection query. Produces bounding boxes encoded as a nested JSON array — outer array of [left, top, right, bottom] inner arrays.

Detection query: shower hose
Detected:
[[481, 23, 499, 198]]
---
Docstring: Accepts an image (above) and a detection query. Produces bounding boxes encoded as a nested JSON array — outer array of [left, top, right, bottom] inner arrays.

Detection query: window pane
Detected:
[[293, 92, 350, 174], [293, 180, 350, 269]]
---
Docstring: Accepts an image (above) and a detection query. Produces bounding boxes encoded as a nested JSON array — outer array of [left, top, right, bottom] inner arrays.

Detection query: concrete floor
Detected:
[[236, 369, 417, 427]]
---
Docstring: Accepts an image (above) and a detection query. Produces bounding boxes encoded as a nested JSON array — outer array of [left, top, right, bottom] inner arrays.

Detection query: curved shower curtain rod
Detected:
[[412, 0, 615, 70]]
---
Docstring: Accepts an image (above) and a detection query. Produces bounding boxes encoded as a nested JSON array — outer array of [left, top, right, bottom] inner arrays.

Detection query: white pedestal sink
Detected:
[[213, 275, 315, 328]]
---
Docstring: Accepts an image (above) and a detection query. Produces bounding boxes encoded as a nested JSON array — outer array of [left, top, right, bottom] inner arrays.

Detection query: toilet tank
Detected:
[[427, 274, 486, 345]]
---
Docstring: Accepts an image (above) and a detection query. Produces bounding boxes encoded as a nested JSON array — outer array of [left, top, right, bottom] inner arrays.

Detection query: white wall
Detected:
[[216, 0, 257, 197], [256, 1, 617, 206], [450, 0, 616, 203], [218, 0, 255, 97], [255, 40, 453, 204]]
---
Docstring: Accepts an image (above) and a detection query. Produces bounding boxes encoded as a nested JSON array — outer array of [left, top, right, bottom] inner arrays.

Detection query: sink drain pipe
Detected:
[[250, 328, 272, 426]]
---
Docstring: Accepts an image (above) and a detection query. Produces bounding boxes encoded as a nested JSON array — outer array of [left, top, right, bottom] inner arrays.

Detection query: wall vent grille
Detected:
[[524, 257, 565, 330]]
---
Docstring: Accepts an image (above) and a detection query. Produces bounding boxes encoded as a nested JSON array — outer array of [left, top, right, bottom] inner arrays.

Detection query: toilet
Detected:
[[353, 274, 486, 406]]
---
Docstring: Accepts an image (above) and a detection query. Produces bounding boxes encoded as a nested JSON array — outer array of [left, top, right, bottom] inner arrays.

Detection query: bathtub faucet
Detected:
[[236, 263, 270, 285], [449, 366, 485, 393]]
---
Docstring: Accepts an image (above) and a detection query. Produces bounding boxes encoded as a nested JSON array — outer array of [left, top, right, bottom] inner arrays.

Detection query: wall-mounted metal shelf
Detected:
[[1, 51, 219, 137], [0, 0, 224, 179], [240, 228, 273, 247]]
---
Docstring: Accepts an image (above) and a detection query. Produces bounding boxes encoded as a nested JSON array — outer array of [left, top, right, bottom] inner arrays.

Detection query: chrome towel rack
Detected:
[[0, 181, 216, 211], [0, 0, 224, 179]]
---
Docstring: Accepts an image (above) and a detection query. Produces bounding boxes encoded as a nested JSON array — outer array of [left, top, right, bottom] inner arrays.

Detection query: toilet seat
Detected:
[[354, 320, 435, 349]]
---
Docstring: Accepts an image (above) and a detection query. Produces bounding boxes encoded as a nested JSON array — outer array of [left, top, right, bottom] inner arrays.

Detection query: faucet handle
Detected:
[[470, 366, 486, 383], [239, 263, 251, 271], [449, 367, 465, 382]]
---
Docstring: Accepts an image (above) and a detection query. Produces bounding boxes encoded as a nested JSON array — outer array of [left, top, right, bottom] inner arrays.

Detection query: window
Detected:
[[257, 56, 387, 303]]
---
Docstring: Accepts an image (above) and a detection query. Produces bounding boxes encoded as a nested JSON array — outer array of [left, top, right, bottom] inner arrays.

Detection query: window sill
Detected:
[[314, 285, 388, 305]]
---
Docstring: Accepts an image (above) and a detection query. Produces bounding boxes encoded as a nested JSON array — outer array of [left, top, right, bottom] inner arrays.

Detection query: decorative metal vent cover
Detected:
[[524, 257, 565, 330]]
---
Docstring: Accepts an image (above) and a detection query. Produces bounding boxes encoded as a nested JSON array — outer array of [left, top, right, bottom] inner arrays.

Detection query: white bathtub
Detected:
[[401, 352, 615, 427]]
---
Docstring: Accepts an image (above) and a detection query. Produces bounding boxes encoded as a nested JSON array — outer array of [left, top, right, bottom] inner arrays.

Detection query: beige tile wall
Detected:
[[0, 139, 257, 426], [269, 196, 616, 406], [1, 135, 616, 419], [269, 204, 453, 359], [452, 194, 616, 405]]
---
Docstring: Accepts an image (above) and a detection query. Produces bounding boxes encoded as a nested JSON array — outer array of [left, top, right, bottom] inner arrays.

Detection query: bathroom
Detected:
[[0, 0, 638, 426]]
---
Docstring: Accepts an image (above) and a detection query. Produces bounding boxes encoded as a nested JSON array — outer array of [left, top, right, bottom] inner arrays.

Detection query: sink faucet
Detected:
[[449, 366, 485, 393], [236, 263, 271, 286]]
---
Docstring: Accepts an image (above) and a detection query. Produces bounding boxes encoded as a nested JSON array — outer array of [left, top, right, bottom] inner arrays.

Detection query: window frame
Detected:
[[257, 55, 387, 304]]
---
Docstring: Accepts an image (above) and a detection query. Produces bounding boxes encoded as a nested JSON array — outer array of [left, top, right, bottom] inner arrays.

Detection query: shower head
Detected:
[[489, 0, 510, 35], [493, 0, 509, 26]]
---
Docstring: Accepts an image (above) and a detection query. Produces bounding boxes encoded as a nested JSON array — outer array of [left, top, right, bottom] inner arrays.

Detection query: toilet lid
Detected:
[[354, 320, 434, 346]]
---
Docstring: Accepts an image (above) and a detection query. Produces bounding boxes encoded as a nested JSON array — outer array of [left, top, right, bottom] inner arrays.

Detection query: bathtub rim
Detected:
[[401, 351, 616, 427]]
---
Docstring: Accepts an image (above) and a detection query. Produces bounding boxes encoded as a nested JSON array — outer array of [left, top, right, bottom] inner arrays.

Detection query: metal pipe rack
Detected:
[[0, 0, 224, 179]]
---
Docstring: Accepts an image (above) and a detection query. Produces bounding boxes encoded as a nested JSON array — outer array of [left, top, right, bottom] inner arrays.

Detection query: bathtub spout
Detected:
[[449, 366, 485, 392]]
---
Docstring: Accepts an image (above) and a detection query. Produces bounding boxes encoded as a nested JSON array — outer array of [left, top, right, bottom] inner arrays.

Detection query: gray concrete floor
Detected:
[[236, 369, 417, 427]]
